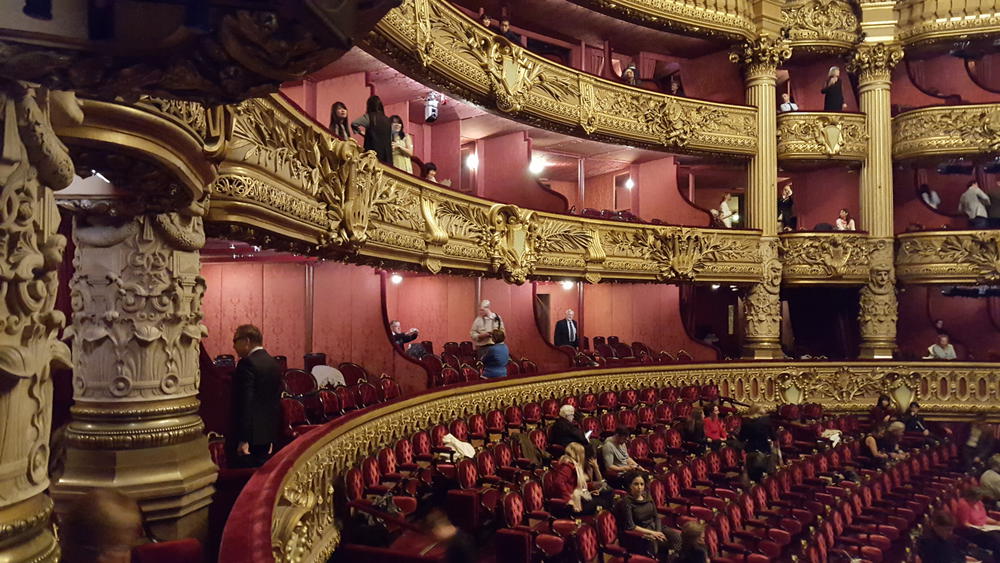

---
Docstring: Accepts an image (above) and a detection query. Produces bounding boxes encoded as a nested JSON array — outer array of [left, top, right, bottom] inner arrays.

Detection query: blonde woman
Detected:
[[821, 66, 845, 111], [546, 442, 611, 515]]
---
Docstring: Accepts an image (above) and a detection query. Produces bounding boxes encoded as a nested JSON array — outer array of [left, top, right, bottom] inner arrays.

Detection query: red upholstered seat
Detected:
[[638, 387, 658, 405], [655, 351, 676, 364], [132, 538, 204, 563], [505, 406, 524, 431], [506, 360, 521, 377], [676, 350, 694, 362], [317, 390, 341, 420], [337, 362, 368, 386], [378, 376, 400, 402], [440, 366, 460, 385], [597, 391, 618, 411], [660, 387, 679, 402], [279, 398, 319, 441], [578, 392, 597, 414], [519, 359, 538, 374], [334, 385, 358, 412], [594, 510, 657, 563], [541, 398, 560, 421], [449, 418, 469, 442], [522, 402, 542, 426], [468, 413, 487, 443], [282, 369, 317, 396], [354, 380, 380, 408]]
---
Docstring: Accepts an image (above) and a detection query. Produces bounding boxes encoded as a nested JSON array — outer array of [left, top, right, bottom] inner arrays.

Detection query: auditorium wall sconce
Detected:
[[711, 284, 721, 290], [560, 280, 575, 290], [390, 273, 403, 284], [624, 178, 635, 190], [528, 156, 548, 175], [465, 153, 479, 171]]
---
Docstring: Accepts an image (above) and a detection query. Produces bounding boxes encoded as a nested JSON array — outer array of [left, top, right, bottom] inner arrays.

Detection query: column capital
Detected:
[[729, 34, 792, 80], [847, 42, 904, 84]]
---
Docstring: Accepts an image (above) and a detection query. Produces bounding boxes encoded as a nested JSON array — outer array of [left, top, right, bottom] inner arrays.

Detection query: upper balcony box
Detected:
[[897, 0, 1000, 46], [566, 0, 755, 41]]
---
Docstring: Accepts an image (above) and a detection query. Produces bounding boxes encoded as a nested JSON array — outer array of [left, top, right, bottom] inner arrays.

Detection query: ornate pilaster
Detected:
[[731, 35, 790, 359], [848, 43, 902, 358], [0, 81, 78, 563], [53, 211, 216, 540]]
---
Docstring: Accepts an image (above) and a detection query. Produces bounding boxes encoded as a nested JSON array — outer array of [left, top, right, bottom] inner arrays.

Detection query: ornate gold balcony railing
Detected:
[[56, 94, 765, 285], [359, 0, 758, 157], [893, 104, 1000, 160], [779, 231, 876, 284], [781, 0, 862, 53], [776, 112, 868, 161], [896, 230, 1000, 284], [218, 361, 1000, 563], [897, 0, 1000, 46], [566, 0, 754, 41]]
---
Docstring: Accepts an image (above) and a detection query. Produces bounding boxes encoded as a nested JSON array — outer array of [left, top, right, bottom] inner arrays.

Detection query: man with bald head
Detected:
[[471, 300, 504, 359]]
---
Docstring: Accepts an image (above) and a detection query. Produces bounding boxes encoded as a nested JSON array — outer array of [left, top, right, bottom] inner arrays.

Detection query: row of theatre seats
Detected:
[[564, 335, 696, 368], [419, 339, 539, 387], [335, 382, 969, 563]]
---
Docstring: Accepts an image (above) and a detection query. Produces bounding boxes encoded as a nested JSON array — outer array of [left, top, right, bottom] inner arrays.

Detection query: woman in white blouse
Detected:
[[835, 208, 856, 231]]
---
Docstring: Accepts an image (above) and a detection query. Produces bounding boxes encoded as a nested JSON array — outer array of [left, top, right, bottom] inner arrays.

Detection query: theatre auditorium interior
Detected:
[[6, 0, 1000, 562]]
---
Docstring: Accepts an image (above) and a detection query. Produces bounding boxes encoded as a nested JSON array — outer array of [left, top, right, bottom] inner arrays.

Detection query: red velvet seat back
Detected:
[[457, 459, 478, 489], [411, 431, 431, 456], [638, 387, 657, 405], [493, 442, 514, 468], [647, 433, 666, 455], [450, 419, 469, 442], [468, 414, 486, 437], [522, 479, 545, 512], [579, 416, 600, 437], [506, 361, 520, 377], [561, 395, 578, 408], [476, 450, 497, 478], [574, 524, 599, 562], [597, 391, 618, 410], [519, 359, 537, 374], [619, 409, 638, 430], [599, 413, 616, 434], [282, 369, 317, 396], [540, 399, 559, 419], [660, 387, 678, 402], [379, 377, 400, 402], [522, 402, 541, 423], [619, 389, 638, 408], [528, 429, 547, 452], [628, 436, 649, 460], [430, 424, 448, 447], [377, 447, 398, 475], [354, 381, 379, 407], [395, 439, 414, 465], [655, 403, 673, 423], [679, 385, 699, 402], [317, 390, 341, 420], [594, 510, 618, 547], [502, 491, 524, 528], [337, 362, 368, 386], [486, 410, 505, 432], [504, 406, 523, 427], [334, 385, 357, 411], [440, 366, 460, 385]]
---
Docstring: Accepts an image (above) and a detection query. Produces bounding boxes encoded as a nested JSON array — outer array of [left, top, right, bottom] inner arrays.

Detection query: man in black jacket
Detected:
[[231, 324, 282, 468], [549, 404, 588, 448], [553, 309, 579, 348]]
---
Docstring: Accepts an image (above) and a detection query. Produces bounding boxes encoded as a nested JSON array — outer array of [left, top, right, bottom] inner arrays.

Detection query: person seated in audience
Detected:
[[902, 401, 940, 445], [964, 416, 996, 471], [389, 320, 418, 349], [499, 16, 521, 43], [621, 64, 639, 87], [421, 162, 452, 186], [919, 183, 942, 210], [548, 442, 611, 516], [870, 394, 895, 427], [311, 364, 345, 387], [834, 208, 856, 230], [778, 91, 798, 112], [668, 76, 685, 96], [329, 101, 351, 141], [682, 408, 707, 453], [675, 521, 709, 563], [862, 422, 906, 468], [549, 404, 589, 449], [918, 510, 982, 563], [231, 324, 282, 468], [481, 328, 510, 379], [601, 425, 639, 486], [955, 487, 1000, 554], [981, 455, 1000, 507], [479, 9, 495, 31], [60, 488, 143, 563], [615, 470, 680, 559], [703, 404, 729, 449], [929, 333, 958, 360], [935, 318, 950, 336]]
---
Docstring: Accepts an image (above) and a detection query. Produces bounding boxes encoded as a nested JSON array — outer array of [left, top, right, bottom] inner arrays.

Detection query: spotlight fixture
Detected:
[[390, 273, 403, 284], [710, 284, 721, 290], [528, 156, 547, 175]]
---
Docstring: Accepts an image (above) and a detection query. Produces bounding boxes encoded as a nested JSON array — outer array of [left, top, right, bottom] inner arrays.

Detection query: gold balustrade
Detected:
[[776, 111, 868, 161], [248, 361, 1000, 563], [893, 104, 1000, 160], [896, 230, 1000, 284], [359, 0, 758, 157], [566, 0, 754, 40], [896, 0, 1000, 45], [779, 231, 876, 284]]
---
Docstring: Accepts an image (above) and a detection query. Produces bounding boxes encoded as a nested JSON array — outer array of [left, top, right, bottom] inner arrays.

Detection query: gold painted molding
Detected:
[[565, 0, 754, 41], [897, 0, 1000, 46], [896, 230, 1000, 284], [359, 0, 758, 157], [779, 232, 877, 284], [781, 0, 863, 53], [893, 104, 1000, 160], [261, 361, 1000, 562], [776, 111, 868, 161]]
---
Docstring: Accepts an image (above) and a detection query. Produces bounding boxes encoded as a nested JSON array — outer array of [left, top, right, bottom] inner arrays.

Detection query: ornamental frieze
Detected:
[[781, 0, 862, 52], [779, 232, 872, 282], [776, 112, 868, 161], [893, 104, 1000, 160], [603, 228, 761, 282], [564, 0, 755, 41], [361, 0, 758, 156], [897, 0, 1000, 46], [897, 231, 1000, 284]]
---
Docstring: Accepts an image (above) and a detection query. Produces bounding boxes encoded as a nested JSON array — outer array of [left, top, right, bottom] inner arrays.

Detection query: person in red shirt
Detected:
[[954, 487, 1000, 554], [544, 442, 611, 516], [703, 404, 728, 449]]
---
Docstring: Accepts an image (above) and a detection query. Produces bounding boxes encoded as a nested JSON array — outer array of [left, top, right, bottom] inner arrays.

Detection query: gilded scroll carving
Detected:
[[564, 0, 755, 40], [0, 81, 79, 562], [363, 0, 758, 155], [729, 34, 792, 78], [781, 0, 861, 50], [897, 231, 1000, 283], [604, 228, 752, 281], [776, 112, 867, 159], [744, 239, 783, 341], [897, 0, 1000, 46], [847, 42, 903, 82], [777, 367, 913, 403], [893, 105, 1000, 159], [779, 233, 871, 280]]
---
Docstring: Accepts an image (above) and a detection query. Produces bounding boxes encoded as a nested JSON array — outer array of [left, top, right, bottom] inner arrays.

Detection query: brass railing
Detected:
[[897, 0, 1000, 45], [892, 104, 1000, 160], [776, 111, 868, 161], [896, 230, 1000, 284], [360, 0, 758, 157], [218, 361, 1000, 563]]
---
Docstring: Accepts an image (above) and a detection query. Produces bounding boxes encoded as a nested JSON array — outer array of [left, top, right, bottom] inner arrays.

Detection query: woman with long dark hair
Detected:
[[351, 95, 393, 164], [329, 101, 350, 141], [389, 115, 414, 174]]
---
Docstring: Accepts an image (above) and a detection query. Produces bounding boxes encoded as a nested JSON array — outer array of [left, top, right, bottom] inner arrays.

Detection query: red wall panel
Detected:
[[479, 132, 566, 212], [787, 58, 859, 112], [786, 167, 859, 231], [635, 157, 710, 226], [898, 286, 1000, 360], [262, 264, 307, 363]]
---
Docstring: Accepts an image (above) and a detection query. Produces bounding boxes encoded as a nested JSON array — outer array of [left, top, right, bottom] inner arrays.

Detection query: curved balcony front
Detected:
[[58, 94, 765, 285], [893, 103, 1000, 160], [359, 0, 758, 157], [781, 0, 863, 54], [565, 0, 754, 40], [776, 111, 868, 162], [779, 231, 875, 285], [219, 360, 1000, 563], [897, 0, 1000, 47], [896, 230, 1000, 284]]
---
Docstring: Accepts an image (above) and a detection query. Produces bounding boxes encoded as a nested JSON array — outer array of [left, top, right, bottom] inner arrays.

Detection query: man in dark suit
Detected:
[[231, 324, 282, 468], [553, 309, 579, 348]]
